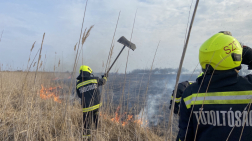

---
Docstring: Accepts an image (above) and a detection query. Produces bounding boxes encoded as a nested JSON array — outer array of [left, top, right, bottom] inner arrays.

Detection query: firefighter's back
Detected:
[[181, 71, 252, 141], [76, 76, 100, 108]]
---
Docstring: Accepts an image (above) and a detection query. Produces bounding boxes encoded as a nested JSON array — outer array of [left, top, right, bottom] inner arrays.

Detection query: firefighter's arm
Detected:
[[169, 90, 180, 114], [169, 82, 188, 113], [98, 75, 107, 86], [176, 90, 194, 141]]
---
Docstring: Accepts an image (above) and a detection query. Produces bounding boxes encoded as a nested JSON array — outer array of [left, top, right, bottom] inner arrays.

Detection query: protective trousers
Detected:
[[83, 108, 99, 138]]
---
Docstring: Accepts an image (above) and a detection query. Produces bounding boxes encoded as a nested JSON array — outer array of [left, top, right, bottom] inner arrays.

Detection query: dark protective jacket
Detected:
[[177, 70, 252, 141], [169, 81, 193, 114], [76, 74, 106, 112]]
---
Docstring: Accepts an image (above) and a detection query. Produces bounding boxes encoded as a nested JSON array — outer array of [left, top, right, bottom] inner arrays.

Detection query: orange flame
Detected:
[[111, 106, 121, 123], [39, 85, 62, 103], [122, 115, 133, 126], [133, 115, 148, 126], [109, 106, 147, 127]]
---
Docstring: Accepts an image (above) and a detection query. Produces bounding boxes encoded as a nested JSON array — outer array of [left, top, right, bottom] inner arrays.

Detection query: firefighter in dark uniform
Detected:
[[169, 81, 193, 114], [169, 73, 203, 114], [177, 31, 252, 141], [76, 65, 107, 138]]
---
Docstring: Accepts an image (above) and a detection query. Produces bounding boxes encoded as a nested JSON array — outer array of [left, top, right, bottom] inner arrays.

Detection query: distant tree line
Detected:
[[129, 68, 189, 74]]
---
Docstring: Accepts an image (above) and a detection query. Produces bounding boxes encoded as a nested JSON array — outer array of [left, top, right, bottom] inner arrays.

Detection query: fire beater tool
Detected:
[[105, 36, 136, 76]]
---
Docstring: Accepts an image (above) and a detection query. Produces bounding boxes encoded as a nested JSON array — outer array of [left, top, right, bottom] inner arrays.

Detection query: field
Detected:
[[0, 71, 175, 141]]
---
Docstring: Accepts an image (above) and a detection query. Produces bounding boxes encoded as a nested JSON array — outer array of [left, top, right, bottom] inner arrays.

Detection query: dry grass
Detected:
[[0, 71, 169, 141]]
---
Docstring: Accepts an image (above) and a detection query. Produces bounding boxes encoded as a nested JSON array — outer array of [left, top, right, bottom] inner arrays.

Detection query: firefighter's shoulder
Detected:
[[177, 81, 194, 93], [92, 76, 100, 81], [177, 81, 188, 89], [181, 82, 198, 99], [179, 81, 188, 86], [76, 79, 81, 85], [180, 81, 195, 87]]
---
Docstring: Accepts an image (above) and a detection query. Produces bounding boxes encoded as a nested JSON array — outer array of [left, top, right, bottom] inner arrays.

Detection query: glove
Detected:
[[101, 74, 107, 81], [242, 46, 252, 69]]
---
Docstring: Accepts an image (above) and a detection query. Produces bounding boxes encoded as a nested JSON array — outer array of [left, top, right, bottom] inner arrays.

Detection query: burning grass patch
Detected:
[[0, 71, 172, 141]]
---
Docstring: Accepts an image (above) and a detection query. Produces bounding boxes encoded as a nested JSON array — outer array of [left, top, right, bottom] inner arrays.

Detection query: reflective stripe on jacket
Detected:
[[77, 79, 98, 89], [83, 103, 102, 113], [184, 91, 252, 109]]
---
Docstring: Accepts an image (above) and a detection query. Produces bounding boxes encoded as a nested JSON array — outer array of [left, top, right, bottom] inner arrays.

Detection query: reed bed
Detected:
[[0, 71, 170, 141]]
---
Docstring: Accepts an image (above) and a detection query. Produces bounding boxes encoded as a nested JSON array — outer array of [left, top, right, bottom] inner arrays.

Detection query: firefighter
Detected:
[[177, 31, 252, 141], [169, 81, 193, 114], [169, 73, 203, 114], [76, 65, 107, 138]]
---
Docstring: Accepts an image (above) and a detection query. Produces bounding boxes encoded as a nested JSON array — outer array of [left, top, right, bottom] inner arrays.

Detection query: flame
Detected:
[[133, 115, 148, 126], [122, 115, 133, 126], [39, 85, 62, 103], [111, 106, 120, 123], [109, 106, 147, 127]]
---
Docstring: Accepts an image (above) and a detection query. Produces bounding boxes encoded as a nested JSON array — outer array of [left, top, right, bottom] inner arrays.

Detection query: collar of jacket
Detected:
[[196, 69, 239, 89]]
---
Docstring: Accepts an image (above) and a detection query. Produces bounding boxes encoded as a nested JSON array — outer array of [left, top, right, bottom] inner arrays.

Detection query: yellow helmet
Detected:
[[79, 65, 92, 74], [199, 31, 242, 71]]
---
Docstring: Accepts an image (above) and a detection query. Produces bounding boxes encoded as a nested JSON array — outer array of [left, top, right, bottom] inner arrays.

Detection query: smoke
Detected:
[[136, 76, 173, 127], [138, 93, 165, 127], [104, 70, 199, 127]]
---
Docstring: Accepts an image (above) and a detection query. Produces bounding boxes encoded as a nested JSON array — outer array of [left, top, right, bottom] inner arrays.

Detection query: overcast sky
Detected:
[[0, 0, 252, 73]]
